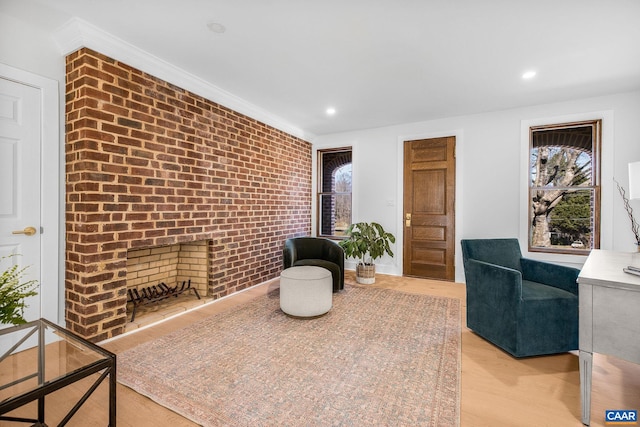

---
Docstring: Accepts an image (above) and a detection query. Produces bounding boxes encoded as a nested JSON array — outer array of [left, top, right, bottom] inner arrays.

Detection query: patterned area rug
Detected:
[[117, 285, 460, 426]]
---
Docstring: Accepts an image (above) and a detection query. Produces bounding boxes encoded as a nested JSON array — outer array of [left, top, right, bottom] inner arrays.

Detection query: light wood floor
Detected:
[[3, 272, 639, 426]]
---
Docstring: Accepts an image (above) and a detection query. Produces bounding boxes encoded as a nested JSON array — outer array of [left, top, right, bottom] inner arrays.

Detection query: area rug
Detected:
[[117, 285, 460, 426]]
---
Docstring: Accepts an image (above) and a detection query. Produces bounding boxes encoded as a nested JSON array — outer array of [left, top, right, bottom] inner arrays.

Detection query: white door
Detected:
[[0, 77, 42, 324]]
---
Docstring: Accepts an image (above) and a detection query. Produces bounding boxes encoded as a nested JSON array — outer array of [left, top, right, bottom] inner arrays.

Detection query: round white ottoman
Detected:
[[280, 266, 333, 317]]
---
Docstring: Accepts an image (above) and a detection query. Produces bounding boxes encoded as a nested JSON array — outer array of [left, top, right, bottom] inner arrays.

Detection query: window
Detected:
[[529, 120, 601, 254], [317, 147, 352, 238]]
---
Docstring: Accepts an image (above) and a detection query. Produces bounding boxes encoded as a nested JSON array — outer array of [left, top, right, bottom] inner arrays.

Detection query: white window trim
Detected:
[[520, 111, 614, 267]]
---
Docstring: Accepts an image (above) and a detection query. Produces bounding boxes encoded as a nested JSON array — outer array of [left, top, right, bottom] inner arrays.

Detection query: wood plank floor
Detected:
[[3, 272, 639, 426]]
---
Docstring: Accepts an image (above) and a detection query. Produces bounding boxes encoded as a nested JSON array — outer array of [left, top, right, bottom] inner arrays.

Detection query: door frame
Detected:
[[0, 63, 60, 323], [397, 129, 465, 282]]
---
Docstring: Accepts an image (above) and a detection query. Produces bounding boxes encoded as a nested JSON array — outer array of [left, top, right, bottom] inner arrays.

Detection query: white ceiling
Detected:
[[6, 0, 640, 138]]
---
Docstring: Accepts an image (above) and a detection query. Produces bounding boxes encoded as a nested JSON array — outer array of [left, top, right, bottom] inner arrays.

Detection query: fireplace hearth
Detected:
[[127, 279, 200, 322]]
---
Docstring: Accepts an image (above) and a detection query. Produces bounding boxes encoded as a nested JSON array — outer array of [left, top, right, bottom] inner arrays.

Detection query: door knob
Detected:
[[405, 213, 411, 227], [12, 226, 37, 236]]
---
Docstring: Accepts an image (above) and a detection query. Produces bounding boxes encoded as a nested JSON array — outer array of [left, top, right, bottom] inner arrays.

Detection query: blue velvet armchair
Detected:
[[461, 238, 580, 358]]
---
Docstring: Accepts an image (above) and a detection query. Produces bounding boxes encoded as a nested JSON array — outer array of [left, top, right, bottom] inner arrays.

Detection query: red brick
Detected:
[[65, 47, 312, 342]]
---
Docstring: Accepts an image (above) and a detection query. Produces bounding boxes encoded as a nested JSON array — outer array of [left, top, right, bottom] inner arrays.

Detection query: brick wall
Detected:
[[65, 48, 312, 341]]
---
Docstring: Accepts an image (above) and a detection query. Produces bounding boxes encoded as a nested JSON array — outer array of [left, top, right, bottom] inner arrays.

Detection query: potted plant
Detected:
[[0, 256, 38, 326], [339, 222, 396, 284]]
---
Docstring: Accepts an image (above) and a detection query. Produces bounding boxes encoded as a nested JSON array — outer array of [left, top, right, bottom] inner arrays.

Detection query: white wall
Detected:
[[313, 90, 640, 282], [3, 7, 639, 292], [0, 13, 64, 81], [1, 10, 67, 323]]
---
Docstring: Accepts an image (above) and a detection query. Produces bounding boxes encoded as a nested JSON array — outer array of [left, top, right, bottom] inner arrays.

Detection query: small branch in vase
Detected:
[[615, 179, 640, 246]]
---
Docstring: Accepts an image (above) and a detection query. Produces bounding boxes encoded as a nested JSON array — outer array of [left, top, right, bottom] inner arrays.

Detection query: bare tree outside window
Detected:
[[529, 121, 601, 254], [333, 164, 352, 234], [318, 148, 352, 238]]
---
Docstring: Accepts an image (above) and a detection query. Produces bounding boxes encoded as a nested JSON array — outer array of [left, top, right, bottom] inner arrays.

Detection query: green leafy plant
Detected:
[[0, 256, 38, 325], [339, 222, 396, 266]]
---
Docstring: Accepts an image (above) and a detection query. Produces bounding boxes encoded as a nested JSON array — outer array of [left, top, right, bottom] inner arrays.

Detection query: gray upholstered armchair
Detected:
[[283, 237, 345, 292], [461, 238, 579, 358]]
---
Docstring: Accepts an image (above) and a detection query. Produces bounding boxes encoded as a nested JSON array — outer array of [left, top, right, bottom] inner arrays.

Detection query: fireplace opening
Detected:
[[125, 241, 212, 328]]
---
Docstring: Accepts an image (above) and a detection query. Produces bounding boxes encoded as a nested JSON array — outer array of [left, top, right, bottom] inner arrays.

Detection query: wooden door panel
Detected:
[[410, 141, 447, 162], [412, 225, 445, 241], [413, 247, 445, 264], [410, 237, 447, 252], [408, 246, 447, 278], [413, 169, 446, 214], [403, 137, 455, 281]]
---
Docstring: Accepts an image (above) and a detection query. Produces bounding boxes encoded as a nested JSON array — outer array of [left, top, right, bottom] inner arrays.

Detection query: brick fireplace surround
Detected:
[[65, 48, 312, 341]]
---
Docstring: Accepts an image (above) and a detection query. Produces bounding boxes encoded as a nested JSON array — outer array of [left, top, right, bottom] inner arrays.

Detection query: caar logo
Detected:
[[606, 410, 638, 425]]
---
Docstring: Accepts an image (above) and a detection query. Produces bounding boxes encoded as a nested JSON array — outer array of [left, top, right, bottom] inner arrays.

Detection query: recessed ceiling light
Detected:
[[207, 22, 226, 34], [522, 70, 537, 80], [326, 107, 336, 116]]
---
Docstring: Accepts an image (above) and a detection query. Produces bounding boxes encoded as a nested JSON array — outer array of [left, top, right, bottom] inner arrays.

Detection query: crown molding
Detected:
[[52, 17, 312, 141]]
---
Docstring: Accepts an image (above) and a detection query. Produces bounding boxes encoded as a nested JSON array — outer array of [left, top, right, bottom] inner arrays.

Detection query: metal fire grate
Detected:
[[126, 279, 201, 322]]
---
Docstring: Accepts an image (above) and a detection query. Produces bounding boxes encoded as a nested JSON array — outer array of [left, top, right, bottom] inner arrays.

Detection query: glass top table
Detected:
[[0, 318, 116, 426]]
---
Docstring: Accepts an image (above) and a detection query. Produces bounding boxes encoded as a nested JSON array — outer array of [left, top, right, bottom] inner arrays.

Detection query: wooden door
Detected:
[[403, 137, 455, 280]]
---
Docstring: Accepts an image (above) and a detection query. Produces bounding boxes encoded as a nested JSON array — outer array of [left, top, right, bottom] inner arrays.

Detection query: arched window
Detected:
[[318, 147, 352, 238]]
